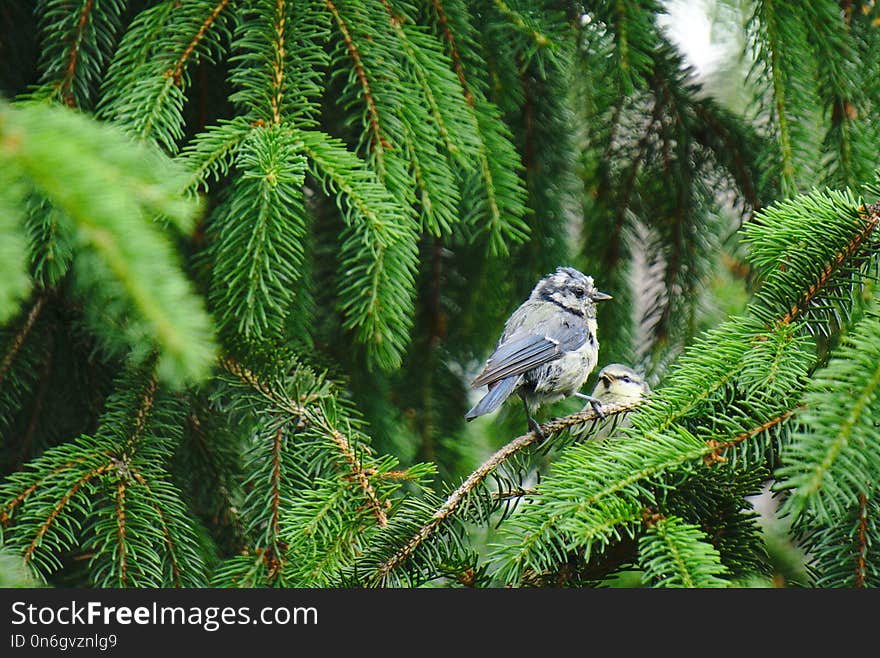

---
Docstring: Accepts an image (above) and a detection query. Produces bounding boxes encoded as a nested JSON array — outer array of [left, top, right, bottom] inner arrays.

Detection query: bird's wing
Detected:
[[471, 319, 589, 388]]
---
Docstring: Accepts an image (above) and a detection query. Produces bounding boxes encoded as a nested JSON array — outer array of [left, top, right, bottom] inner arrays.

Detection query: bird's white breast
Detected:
[[532, 317, 598, 399]]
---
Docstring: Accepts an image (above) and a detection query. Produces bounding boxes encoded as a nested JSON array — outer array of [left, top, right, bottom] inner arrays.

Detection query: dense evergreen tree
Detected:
[[0, 0, 877, 588]]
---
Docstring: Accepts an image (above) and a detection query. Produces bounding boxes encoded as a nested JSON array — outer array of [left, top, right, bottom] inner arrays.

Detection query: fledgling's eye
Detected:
[[572, 287, 586, 298]]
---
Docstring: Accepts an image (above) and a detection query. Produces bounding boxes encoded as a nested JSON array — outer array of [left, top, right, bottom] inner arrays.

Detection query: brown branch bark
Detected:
[[58, 0, 95, 107], [429, 0, 474, 106], [120, 375, 158, 457], [116, 479, 128, 585], [270, 426, 283, 538], [704, 408, 798, 465], [167, 0, 231, 85], [324, 0, 391, 150], [0, 456, 90, 526], [0, 295, 46, 386], [856, 492, 869, 588], [270, 0, 286, 125], [330, 427, 388, 527], [24, 463, 110, 563], [781, 203, 880, 325]]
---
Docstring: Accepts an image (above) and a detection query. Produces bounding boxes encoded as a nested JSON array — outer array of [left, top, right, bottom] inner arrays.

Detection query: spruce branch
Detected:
[[23, 463, 111, 565], [2, 101, 217, 386], [604, 410, 795, 507], [328, 427, 388, 528], [269, 0, 286, 125], [491, 392, 798, 586], [57, 0, 95, 107], [0, 181, 31, 321], [35, 0, 125, 109], [115, 477, 127, 585], [769, 29, 794, 192], [2, 365, 205, 585], [638, 515, 730, 587], [120, 374, 158, 457], [856, 492, 868, 588], [373, 401, 640, 583], [99, 0, 234, 152], [403, 0, 529, 247], [219, 357, 389, 529], [780, 202, 880, 326], [179, 118, 252, 192], [324, 0, 389, 152], [270, 425, 283, 540], [745, 192, 880, 335], [0, 295, 46, 387], [776, 295, 880, 522], [707, 409, 797, 461], [168, 0, 231, 86], [0, 457, 88, 526], [748, 0, 823, 196], [429, 0, 473, 105], [691, 102, 761, 211], [296, 128, 418, 369], [130, 470, 183, 587], [377, 0, 480, 167], [206, 126, 308, 338], [490, 0, 551, 48]]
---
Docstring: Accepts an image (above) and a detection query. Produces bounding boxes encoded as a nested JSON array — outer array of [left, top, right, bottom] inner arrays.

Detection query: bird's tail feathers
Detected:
[[465, 376, 520, 421]]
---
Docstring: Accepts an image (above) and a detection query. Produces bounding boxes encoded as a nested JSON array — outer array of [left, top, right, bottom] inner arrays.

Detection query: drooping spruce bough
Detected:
[[0, 1, 878, 588]]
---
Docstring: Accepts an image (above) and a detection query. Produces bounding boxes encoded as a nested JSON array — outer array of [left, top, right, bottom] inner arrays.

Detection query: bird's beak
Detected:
[[591, 290, 612, 302]]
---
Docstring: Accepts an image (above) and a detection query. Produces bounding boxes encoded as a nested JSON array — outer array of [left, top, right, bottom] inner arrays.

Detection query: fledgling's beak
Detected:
[[591, 290, 613, 302]]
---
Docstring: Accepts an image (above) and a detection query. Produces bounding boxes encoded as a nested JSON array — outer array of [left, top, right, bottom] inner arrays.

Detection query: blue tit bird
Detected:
[[591, 364, 649, 406], [571, 363, 649, 440], [465, 266, 612, 437]]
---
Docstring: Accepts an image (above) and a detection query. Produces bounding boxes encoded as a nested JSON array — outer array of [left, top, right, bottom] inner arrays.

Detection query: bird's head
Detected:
[[591, 363, 649, 404], [530, 266, 612, 317]]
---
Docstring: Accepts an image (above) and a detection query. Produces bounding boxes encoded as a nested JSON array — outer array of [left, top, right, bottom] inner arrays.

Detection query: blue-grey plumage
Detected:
[[465, 266, 612, 435]]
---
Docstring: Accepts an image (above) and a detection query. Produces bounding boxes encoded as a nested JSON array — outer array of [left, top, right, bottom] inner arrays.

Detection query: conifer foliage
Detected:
[[1, 1, 879, 588]]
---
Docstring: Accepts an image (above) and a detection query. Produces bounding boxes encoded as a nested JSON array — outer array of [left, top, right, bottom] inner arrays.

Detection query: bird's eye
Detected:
[[621, 376, 632, 384], [573, 287, 586, 298]]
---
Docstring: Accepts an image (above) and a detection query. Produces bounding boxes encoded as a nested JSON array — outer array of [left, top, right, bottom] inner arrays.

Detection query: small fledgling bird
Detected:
[[465, 266, 612, 437], [572, 363, 649, 440], [591, 364, 649, 405]]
